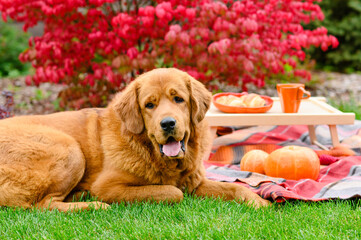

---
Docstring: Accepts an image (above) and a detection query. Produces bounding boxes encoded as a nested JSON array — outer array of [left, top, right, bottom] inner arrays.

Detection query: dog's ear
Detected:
[[112, 80, 144, 134], [188, 75, 212, 124]]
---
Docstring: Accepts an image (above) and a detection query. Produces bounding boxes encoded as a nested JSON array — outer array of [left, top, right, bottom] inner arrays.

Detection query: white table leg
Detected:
[[308, 125, 329, 150], [329, 124, 340, 146], [308, 125, 317, 144]]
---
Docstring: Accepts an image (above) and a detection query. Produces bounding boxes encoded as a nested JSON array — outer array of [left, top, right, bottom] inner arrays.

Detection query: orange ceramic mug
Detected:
[[276, 83, 311, 113]]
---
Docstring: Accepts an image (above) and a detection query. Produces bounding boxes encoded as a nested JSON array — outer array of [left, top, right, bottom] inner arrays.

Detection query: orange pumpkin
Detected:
[[240, 150, 269, 174], [264, 146, 320, 180]]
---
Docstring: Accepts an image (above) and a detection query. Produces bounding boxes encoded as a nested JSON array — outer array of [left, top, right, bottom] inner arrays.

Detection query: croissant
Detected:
[[239, 93, 266, 107], [216, 95, 240, 105], [228, 99, 246, 107], [216, 93, 266, 107]]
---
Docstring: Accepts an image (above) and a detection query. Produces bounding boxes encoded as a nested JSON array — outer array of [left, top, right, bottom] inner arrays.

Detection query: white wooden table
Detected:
[[205, 97, 355, 149]]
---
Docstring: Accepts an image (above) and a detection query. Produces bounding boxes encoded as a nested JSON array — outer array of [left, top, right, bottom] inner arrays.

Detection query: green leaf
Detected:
[[283, 63, 293, 72], [35, 89, 44, 101], [349, 0, 361, 12], [155, 57, 164, 68]]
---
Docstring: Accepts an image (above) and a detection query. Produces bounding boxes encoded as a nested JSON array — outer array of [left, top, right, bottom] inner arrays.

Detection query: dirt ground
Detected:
[[0, 77, 64, 115], [1, 72, 360, 116]]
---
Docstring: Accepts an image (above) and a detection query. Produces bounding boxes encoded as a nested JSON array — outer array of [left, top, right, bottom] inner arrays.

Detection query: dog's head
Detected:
[[112, 68, 211, 159]]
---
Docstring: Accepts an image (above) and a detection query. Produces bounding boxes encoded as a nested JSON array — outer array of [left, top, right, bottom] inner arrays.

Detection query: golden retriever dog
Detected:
[[0, 68, 269, 211]]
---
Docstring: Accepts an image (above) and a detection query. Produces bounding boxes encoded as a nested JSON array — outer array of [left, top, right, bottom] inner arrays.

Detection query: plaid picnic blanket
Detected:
[[205, 122, 361, 202]]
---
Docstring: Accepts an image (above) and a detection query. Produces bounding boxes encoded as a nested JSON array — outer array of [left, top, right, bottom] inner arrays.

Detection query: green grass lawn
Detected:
[[1, 195, 360, 239]]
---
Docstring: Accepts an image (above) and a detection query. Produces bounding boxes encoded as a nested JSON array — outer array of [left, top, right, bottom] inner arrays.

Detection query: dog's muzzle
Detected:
[[159, 117, 186, 157]]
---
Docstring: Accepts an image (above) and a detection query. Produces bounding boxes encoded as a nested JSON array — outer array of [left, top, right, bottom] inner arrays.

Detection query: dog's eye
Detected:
[[174, 96, 184, 103], [145, 103, 155, 109]]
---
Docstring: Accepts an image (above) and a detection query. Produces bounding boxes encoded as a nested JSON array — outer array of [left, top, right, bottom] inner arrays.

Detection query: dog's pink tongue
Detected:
[[163, 141, 181, 157]]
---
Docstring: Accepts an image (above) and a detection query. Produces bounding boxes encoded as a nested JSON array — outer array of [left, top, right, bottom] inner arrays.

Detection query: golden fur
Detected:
[[0, 68, 269, 211]]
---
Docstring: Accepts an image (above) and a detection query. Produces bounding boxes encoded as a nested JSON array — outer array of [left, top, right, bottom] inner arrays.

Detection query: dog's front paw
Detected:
[[246, 197, 271, 208], [89, 201, 110, 210]]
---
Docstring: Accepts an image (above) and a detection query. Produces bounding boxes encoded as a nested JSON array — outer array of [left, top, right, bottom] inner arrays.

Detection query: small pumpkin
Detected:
[[264, 146, 320, 180], [240, 150, 269, 174]]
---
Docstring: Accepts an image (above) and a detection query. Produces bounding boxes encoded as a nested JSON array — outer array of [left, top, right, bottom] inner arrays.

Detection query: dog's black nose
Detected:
[[160, 117, 176, 132]]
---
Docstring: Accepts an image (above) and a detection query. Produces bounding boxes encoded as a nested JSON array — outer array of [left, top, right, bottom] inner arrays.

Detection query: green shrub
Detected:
[[307, 0, 361, 72], [0, 21, 30, 77], [329, 96, 361, 120]]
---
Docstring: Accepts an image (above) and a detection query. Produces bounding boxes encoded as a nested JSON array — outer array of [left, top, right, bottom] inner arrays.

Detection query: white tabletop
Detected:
[[205, 97, 355, 126]]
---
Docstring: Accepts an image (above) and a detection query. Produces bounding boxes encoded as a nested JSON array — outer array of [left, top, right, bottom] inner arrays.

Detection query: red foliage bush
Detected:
[[0, 0, 338, 108]]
